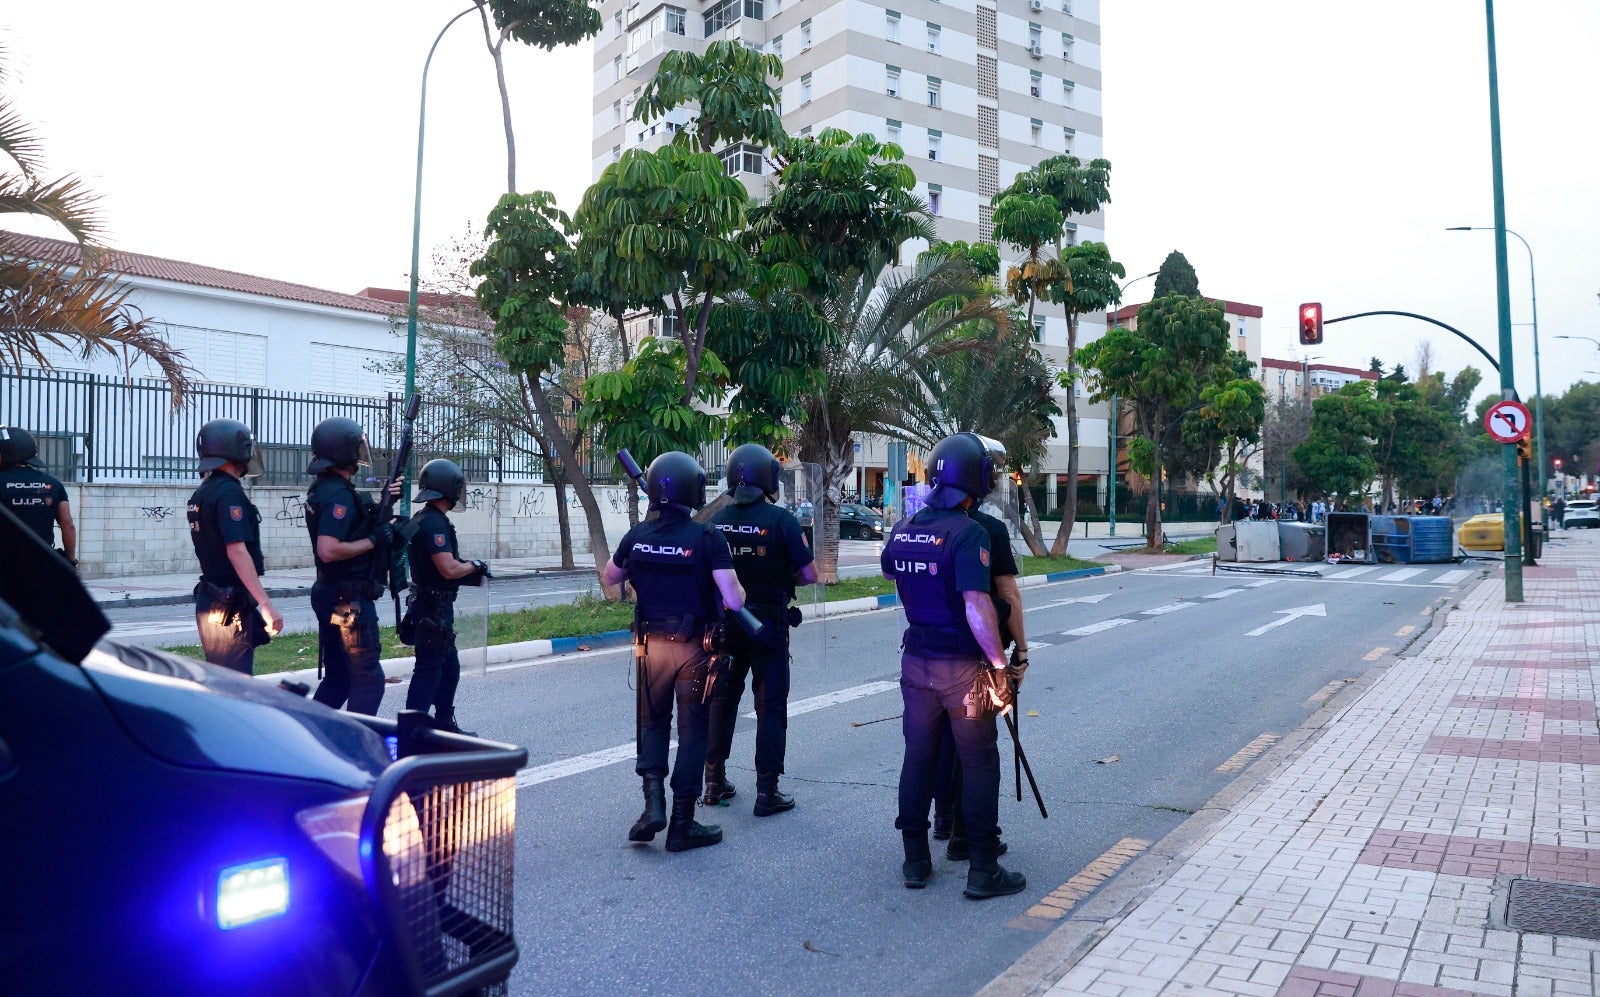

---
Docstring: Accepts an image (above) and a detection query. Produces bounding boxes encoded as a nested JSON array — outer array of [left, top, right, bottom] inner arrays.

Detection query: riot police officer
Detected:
[[601, 451, 747, 853], [881, 432, 1026, 899], [403, 459, 489, 734], [704, 444, 819, 816], [934, 435, 1028, 861], [0, 426, 76, 566], [187, 419, 283, 673], [305, 417, 392, 715]]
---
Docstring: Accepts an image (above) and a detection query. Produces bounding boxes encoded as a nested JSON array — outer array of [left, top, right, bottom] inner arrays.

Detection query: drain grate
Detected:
[[1506, 878, 1600, 940]]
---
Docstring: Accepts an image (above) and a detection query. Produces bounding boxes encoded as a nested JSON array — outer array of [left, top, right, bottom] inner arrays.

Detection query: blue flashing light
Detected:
[[384, 735, 399, 762], [217, 858, 289, 930]]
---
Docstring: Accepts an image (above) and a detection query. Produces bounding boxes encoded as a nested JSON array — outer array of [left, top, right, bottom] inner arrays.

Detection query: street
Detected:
[[371, 557, 1479, 995]]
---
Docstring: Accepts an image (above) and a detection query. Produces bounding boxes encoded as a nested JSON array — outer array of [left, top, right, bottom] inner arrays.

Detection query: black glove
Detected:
[[1007, 648, 1029, 690], [367, 522, 395, 549], [462, 559, 492, 586]]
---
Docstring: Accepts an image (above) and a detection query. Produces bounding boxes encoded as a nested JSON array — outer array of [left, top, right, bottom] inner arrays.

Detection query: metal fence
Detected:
[[0, 368, 657, 486]]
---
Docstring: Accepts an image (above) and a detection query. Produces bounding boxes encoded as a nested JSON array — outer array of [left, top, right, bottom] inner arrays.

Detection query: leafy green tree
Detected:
[[1262, 393, 1315, 504], [474, 0, 602, 190], [991, 192, 1061, 330], [633, 40, 786, 153], [579, 336, 728, 472], [1077, 294, 1230, 547], [1199, 362, 1267, 523], [1294, 382, 1380, 505], [922, 240, 1001, 279], [472, 191, 617, 585], [1150, 250, 1200, 298]]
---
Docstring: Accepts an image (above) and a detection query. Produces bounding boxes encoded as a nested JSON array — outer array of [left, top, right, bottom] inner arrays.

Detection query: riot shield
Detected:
[[777, 461, 826, 672], [454, 571, 490, 680], [978, 474, 1026, 566]]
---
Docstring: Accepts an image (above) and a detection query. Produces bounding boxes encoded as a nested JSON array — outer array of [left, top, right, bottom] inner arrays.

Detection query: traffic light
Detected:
[[1554, 457, 1563, 472], [1297, 302, 1324, 346], [1516, 438, 1531, 463]]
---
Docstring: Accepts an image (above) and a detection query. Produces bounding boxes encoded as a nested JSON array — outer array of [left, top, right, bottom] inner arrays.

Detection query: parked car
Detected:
[[1564, 498, 1599, 529], [839, 502, 886, 540], [0, 507, 526, 995]]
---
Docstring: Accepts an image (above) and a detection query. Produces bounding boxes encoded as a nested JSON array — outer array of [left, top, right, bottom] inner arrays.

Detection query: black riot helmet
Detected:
[[415, 458, 466, 507], [926, 432, 996, 509], [725, 443, 780, 505], [0, 426, 42, 469], [196, 419, 264, 477], [307, 417, 371, 475], [645, 451, 707, 513]]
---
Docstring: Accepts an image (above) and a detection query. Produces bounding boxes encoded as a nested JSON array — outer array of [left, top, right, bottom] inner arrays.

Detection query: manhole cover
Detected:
[[1506, 879, 1600, 940]]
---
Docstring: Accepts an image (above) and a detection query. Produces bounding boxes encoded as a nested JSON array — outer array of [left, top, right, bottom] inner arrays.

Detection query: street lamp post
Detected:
[[1107, 270, 1158, 538], [1446, 225, 1543, 501], [1558, 335, 1600, 351]]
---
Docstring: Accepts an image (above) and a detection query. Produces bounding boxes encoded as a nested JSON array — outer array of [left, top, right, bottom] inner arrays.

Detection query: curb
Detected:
[[253, 564, 1124, 687], [92, 569, 550, 610]]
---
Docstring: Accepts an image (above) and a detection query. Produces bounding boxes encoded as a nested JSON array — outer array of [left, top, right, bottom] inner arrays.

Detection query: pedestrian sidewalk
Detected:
[[87, 554, 587, 608], [992, 532, 1600, 997]]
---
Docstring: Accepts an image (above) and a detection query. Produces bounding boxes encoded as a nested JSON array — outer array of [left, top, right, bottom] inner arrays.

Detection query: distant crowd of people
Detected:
[[1223, 493, 1454, 523]]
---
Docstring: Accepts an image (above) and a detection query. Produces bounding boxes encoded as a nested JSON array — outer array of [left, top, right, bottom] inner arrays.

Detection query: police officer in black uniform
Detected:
[[404, 459, 490, 734], [0, 426, 76, 567], [187, 419, 283, 674], [882, 432, 1026, 899], [933, 435, 1028, 860], [704, 444, 820, 816], [304, 417, 394, 716], [601, 451, 747, 853]]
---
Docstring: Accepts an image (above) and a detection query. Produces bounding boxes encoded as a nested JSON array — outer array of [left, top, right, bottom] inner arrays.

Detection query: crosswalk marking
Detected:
[[1203, 588, 1246, 599], [1376, 567, 1426, 582], [1178, 566, 1214, 575], [1244, 579, 1281, 588], [1141, 602, 1194, 616], [1328, 565, 1380, 578], [1434, 569, 1473, 585], [1062, 618, 1136, 637]]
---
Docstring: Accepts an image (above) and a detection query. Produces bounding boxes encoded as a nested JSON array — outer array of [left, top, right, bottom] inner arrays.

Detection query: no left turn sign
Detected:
[[1483, 399, 1532, 443]]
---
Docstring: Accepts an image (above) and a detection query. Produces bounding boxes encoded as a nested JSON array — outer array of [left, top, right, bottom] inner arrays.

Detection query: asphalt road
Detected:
[[364, 557, 1481, 996]]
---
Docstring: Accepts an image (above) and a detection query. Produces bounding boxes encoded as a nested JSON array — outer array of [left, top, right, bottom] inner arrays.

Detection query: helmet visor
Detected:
[[356, 436, 372, 468], [242, 447, 265, 478]]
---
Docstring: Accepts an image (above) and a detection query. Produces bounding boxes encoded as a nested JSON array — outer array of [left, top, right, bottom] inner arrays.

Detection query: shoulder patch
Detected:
[[333, 504, 348, 520], [979, 548, 990, 567], [229, 506, 243, 522], [434, 533, 447, 547]]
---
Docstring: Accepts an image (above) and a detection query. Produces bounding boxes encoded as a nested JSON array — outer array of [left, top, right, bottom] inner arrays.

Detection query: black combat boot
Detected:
[[946, 829, 1007, 862], [702, 761, 737, 806], [433, 711, 477, 737], [628, 777, 668, 843], [752, 773, 795, 817], [901, 830, 933, 889], [932, 813, 953, 841], [664, 794, 723, 852], [963, 839, 1026, 900]]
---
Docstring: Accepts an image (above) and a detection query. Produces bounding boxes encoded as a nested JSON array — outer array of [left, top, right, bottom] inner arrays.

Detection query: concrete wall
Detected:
[[70, 481, 646, 579]]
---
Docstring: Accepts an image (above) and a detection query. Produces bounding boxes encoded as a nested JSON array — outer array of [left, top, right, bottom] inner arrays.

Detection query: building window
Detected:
[[885, 117, 902, 143], [1063, 220, 1077, 246], [800, 18, 812, 48], [1062, 32, 1074, 60], [1028, 23, 1042, 53], [771, 33, 782, 56], [927, 23, 941, 53], [1062, 0, 1072, 11], [1062, 125, 1075, 153], [800, 72, 812, 104], [719, 143, 765, 176], [704, 0, 740, 36], [1031, 316, 1045, 342], [1062, 79, 1075, 106], [886, 65, 901, 98], [665, 7, 687, 33], [613, 99, 622, 125], [886, 10, 900, 42], [928, 183, 943, 215], [1029, 69, 1042, 98], [927, 76, 941, 108], [612, 144, 621, 161], [1030, 117, 1042, 145], [927, 128, 942, 161], [613, 11, 623, 36], [613, 54, 622, 82], [799, 125, 812, 137]]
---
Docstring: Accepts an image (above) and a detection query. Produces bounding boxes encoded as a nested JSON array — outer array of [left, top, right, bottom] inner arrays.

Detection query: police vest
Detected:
[[187, 471, 264, 585], [883, 508, 981, 658], [407, 506, 461, 592], [0, 465, 64, 544], [624, 513, 722, 625], [711, 500, 795, 607], [305, 473, 377, 580]]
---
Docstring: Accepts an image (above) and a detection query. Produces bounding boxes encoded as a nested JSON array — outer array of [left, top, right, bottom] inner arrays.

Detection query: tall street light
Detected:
[[1107, 269, 1158, 537], [1447, 225, 1543, 500], [1558, 334, 1600, 351], [1480, 0, 1523, 602]]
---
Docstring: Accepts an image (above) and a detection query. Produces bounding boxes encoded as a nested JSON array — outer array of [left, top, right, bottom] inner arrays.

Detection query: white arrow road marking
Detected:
[[1244, 604, 1327, 638], [1062, 618, 1137, 637], [1141, 602, 1195, 616], [1025, 592, 1113, 612]]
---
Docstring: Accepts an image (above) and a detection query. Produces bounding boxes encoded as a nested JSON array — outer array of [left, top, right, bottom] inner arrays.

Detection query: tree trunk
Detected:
[[1146, 434, 1165, 550], [815, 437, 854, 584], [552, 472, 575, 570], [625, 478, 640, 527], [1050, 309, 1081, 555], [1018, 479, 1049, 556], [523, 375, 615, 593], [483, 24, 518, 193]]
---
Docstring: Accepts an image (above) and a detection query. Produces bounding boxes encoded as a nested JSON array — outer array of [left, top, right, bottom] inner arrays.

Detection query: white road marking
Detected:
[[1434, 569, 1474, 585], [742, 679, 899, 720], [1203, 589, 1246, 600], [1141, 602, 1194, 616], [1376, 567, 1426, 582], [109, 620, 196, 637], [1244, 603, 1327, 638], [1327, 565, 1380, 578], [1025, 592, 1113, 612], [1244, 579, 1281, 588], [1178, 566, 1214, 575], [1062, 618, 1137, 637]]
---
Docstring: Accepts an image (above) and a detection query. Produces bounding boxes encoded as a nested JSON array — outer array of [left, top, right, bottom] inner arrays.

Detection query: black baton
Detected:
[[1003, 709, 1048, 819]]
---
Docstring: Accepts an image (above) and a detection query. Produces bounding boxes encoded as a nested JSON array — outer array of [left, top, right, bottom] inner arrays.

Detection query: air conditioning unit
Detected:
[[1029, 84, 1040, 97], [1028, 42, 1042, 57], [1029, 0, 1043, 11]]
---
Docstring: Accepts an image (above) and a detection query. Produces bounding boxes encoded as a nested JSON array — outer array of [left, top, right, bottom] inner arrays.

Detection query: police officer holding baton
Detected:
[[704, 444, 819, 816], [402, 459, 490, 735], [304, 417, 395, 716], [187, 419, 283, 673], [882, 432, 1026, 899], [602, 451, 747, 853]]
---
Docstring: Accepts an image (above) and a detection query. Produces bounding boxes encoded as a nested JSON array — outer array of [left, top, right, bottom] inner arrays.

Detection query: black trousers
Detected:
[[705, 614, 791, 776], [895, 653, 1001, 865], [406, 598, 460, 715], [635, 637, 714, 799], [310, 582, 385, 715], [193, 590, 260, 675]]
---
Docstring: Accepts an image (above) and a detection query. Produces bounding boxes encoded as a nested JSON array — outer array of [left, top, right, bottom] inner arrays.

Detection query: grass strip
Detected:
[[1018, 554, 1102, 576], [1166, 537, 1218, 556]]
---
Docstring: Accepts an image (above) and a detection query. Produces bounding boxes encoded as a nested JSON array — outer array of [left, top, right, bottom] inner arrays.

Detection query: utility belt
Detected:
[[195, 578, 270, 647], [902, 623, 982, 660], [409, 584, 458, 605], [635, 614, 724, 651], [314, 575, 385, 602]]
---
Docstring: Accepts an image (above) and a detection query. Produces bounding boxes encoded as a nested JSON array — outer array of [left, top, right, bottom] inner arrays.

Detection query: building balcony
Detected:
[[625, 30, 699, 77]]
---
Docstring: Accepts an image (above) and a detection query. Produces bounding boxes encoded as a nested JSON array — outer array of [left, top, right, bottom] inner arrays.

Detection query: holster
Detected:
[[198, 579, 270, 647], [701, 652, 729, 705], [965, 667, 1013, 721]]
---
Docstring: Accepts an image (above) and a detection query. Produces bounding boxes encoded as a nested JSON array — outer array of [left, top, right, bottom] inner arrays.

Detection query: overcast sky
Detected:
[[6, 1, 1597, 405]]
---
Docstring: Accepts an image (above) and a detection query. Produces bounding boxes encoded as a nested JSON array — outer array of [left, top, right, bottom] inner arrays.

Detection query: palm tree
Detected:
[[0, 53, 190, 397], [797, 251, 1010, 582]]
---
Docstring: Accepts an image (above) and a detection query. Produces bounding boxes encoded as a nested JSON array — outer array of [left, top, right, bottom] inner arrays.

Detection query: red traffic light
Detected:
[[1298, 302, 1324, 346]]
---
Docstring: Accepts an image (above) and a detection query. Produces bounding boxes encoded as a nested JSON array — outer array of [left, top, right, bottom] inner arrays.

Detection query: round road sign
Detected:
[[1483, 399, 1532, 443]]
